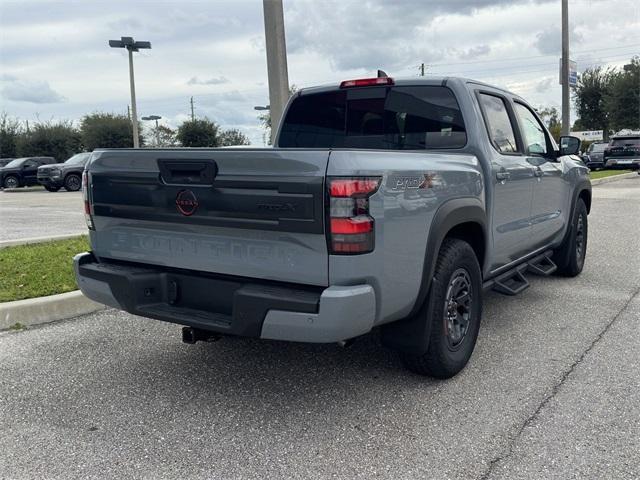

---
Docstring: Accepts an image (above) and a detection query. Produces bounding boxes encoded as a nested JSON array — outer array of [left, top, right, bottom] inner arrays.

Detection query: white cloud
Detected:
[[534, 25, 584, 55], [1, 78, 66, 104], [187, 76, 229, 86]]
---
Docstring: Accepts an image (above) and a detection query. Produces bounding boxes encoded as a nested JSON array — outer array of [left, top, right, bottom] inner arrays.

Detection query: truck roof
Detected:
[[297, 76, 519, 99]]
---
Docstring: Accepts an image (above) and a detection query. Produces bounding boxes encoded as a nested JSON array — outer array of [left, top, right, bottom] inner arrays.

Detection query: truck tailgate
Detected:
[[87, 148, 329, 286]]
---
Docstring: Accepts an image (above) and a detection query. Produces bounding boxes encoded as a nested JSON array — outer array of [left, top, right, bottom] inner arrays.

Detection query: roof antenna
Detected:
[[377, 70, 388, 78]]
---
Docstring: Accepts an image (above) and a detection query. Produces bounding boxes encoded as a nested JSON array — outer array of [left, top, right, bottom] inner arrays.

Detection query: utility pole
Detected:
[[127, 105, 131, 120], [561, 0, 570, 136], [420, 63, 425, 77], [263, 0, 290, 144], [190, 96, 195, 121]]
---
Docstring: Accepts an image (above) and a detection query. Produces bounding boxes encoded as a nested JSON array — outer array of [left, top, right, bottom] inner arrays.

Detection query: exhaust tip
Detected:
[[181, 327, 223, 344], [337, 338, 356, 349], [182, 327, 197, 344]]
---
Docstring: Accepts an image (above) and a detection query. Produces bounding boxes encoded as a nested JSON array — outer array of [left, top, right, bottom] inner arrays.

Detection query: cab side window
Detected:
[[478, 93, 518, 154], [514, 103, 549, 156]]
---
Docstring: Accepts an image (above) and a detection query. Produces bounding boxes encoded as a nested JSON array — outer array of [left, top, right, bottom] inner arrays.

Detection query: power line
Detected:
[[426, 52, 636, 76], [413, 42, 640, 70], [455, 58, 630, 81]]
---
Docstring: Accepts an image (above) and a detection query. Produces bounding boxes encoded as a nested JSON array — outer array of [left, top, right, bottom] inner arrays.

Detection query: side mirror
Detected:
[[559, 136, 581, 156]]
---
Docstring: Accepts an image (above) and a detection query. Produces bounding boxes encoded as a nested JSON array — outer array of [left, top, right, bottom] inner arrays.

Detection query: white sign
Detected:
[[571, 130, 604, 141], [559, 59, 578, 86]]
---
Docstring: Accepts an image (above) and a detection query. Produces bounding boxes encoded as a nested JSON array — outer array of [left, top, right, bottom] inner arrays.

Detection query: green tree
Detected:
[[157, 125, 179, 147], [0, 113, 22, 158], [80, 112, 142, 150], [145, 124, 178, 147], [537, 106, 562, 141], [257, 85, 297, 145], [16, 120, 82, 161], [219, 128, 250, 146], [572, 66, 614, 136], [176, 118, 220, 147], [605, 56, 640, 131]]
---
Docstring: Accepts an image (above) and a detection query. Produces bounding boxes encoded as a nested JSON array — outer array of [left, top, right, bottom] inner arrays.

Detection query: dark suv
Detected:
[[0, 157, 57, 189], [604, 135, 640, 170], [38, 152, 91, 192], [582, 142, 607, 170]]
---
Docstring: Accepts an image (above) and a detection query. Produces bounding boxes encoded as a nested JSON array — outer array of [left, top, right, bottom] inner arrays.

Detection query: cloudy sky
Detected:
[[1, 0, 638, 144]]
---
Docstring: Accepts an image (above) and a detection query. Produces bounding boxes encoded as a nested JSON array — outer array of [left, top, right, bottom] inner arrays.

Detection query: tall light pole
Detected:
[[561, 0, 570, 136], [109, 36, 151, 148], [142, 115, 162, 146], [263, 0, 289, 145]]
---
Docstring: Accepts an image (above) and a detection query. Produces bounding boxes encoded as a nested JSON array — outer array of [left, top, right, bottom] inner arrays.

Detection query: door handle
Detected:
[[533, 168, 543, 177], [496, 171, 511, 181]]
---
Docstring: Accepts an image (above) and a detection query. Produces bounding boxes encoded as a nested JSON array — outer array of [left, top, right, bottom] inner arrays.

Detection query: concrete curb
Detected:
[[591, 172, 638, 186], [0, 186, 45, 193], [0, 290, 104, 330], [0, 233, 87, 249]]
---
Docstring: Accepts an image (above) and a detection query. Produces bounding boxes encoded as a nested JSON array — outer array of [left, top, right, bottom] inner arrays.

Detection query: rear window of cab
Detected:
[[278, 85, 466, 150], [609, 137, 640, 147]]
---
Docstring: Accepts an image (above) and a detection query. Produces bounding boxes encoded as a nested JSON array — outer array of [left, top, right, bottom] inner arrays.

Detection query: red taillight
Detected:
[[340, 77, 394, 88], [330, 217, 374, 234], [329, 178, 381, 198], [328, 177, 380, 255], [82, 170, 94, 230]]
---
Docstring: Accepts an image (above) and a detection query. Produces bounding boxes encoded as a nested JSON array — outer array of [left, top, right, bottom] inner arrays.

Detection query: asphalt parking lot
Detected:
[[1, 178, 639, 479], [0, 188, 86, 242]]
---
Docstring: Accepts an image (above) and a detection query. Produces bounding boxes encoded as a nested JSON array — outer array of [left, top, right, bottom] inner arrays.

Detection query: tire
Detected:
[[553, 198, 588, 277], [44, 185, 61, 192], [64, 174, 81, 192], [3, 175, 20, 189], [400, 238, 483, 379]]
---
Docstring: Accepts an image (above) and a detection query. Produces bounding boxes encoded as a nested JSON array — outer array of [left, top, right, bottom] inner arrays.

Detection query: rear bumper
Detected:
[[604, 158, 640, 169], [74, 252, 376, 343]]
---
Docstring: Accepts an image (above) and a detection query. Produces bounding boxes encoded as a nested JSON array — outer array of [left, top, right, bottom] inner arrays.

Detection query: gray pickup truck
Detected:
[[75, 75, 591, 378]]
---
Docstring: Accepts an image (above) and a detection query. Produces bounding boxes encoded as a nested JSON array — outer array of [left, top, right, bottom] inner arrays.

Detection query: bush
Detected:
[[176, 118, 220, 147], [0, 113, 22, 158], [219, 128, 250, 146], [80, 112, 143, 150], [16, 120, 82, 162]]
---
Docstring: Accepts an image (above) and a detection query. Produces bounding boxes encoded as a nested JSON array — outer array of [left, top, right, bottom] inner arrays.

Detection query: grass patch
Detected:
[[0, 236, 89, 302], [8, 322, 25, 330], [589, 169, 632, 180]]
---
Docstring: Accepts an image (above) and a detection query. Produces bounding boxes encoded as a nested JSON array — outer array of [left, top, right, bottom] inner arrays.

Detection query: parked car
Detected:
[[38, 152, 91, 192], [603, 135, 640, 170], [582, 142, 607, 170], [0, 157, 57, 189], [0, 158, 15, 168], [75, 75, 591, 379]]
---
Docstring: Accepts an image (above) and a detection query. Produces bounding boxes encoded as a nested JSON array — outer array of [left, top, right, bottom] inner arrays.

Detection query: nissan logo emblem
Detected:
[[176, 189, 199, 216]]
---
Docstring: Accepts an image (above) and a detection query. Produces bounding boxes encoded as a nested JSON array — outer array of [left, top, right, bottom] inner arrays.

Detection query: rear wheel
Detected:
[[44, 185, 60, 192], [553, 198, 588, 277], [400, 238, 482, 379], [64, 174, 81, 192], [3, 175, 19, 189]]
